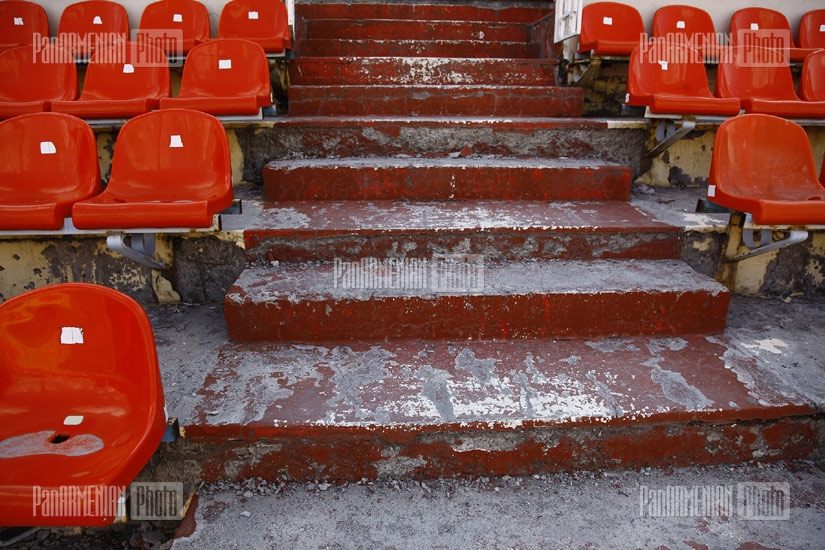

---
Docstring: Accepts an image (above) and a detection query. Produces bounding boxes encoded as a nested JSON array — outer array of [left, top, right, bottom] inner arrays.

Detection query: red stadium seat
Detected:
[[138, 0, 211, 55], [651, 5, 721, 59], [708, 114, 825, 225], [799, 10, 825, 50], [71, 109, 233, 229], [0, 45, 78, 119], [800, 50, 825, 102], [0, 113, 100, 230], [626, 41, 740, 116], [729, 7, 819, 63], [51, 43, 171, 119], [578, 2, 645, 56], [57, 0, 129, 58], [715, 46, 825, 119], [0, 283, 166, 527], [0, 0, 49, 53], [158, 38, 271, 116], [217, 0, 291, 53]]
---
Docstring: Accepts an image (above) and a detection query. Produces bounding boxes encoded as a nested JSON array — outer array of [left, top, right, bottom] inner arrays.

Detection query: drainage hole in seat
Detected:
[[50, 433, 70, 444]]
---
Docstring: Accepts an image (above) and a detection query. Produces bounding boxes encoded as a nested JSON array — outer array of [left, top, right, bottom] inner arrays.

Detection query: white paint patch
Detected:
[[742, 339, 789, 355]]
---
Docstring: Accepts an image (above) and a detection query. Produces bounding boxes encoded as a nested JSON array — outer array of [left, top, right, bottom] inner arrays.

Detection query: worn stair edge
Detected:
[[296, 4, 552, 25], [288, 85, 583, 118], [263, 157, 631, 202], [295, 39, 541, 59], [170, 335, 822, 481], [288, 57, 559, 87], [303, 18, 532, 43], [224, 260, 729, 342]]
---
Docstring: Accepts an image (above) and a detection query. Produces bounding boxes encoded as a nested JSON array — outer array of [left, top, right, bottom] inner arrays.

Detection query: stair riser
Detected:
[[177, 417, 824, 482], [263, 163, 630, 201], [296, 3, 551, 24], [288, 86, 583, 117], [225, 290, 729, 342], [295, 39, 540, 58], [246, 232, 681, 264], [304, 19, 530, 43], [289, 57, 559, 87]]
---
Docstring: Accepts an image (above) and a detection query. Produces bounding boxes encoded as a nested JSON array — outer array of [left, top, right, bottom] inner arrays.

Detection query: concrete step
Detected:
[[287, 85, 583, 117], [295, 3, 551, 24], [152, 296, 822, 482], [242, 200, 681, 263], [263, 157, 630, 202], [224, 259, 729, 342], [295, 38, 541, 58], [288, 57, 559, 87], [303, 18, 531, 43], [231, 117, 650, 179]]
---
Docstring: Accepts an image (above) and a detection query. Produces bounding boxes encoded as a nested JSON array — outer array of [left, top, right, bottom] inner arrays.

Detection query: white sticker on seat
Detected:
[[169, 135, 184, 148], [173, 13, 183, 22], [40, 141, 56, 154], [14, 17, 24, 26], [708, 185, 716, 197], [248, 10, 259, 20], [122, 63, 134, 73], [219, 58, 232, 69], [603, 16, 613, 25], [750, 23, 759, 31], [60, 327, 84, 344], [659, 60, 669, 70], [64, 415, 84, 426], [820, 24, 825, 32], [677, 20, 686, 29], [93, 15, 103, 25]]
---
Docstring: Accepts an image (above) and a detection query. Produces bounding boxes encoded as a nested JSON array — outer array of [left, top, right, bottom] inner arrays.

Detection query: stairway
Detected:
[[177, 1, 819, 482]]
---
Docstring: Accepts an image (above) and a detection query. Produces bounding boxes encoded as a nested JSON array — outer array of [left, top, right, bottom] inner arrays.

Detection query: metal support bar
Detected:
[[725, 226, 809, 263], [645, 119, 696, 157], [106, 233, 167, 270], [568, 56, 601, 86]]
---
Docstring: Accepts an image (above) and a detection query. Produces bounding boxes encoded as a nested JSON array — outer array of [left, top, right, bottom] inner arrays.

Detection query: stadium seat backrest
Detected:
[[176, 38, 271, 105], [0, 112, 101, 230], [799, 9, 825, 49], [57, 0, 129, 56], [801, 49, 825, 102], [76, 43, 171, 103], [652, 5, 719, 52], [628, 41, 712, 101], [578, 2, 645, 56], [138, 0, 211, 54], [0, 45, 77, 105], [217, 0, 291, 52], [0, 0, 50, 52], [715, 46, 799, 102], [0, 283, 166, 526], [709, 114, 825, 224]]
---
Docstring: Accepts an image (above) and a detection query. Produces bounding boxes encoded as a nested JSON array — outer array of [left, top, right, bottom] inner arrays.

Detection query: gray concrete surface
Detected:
[[172, 460, 825, 549]]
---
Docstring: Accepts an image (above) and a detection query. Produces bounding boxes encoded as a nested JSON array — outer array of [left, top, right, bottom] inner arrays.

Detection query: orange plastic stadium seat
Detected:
[[729, 7, 819, 63], [158, 38, 271, 116], [578, 2, 645, 56], [626, 42, 740, 116], [57, 0, 129, 58], [0, 283, 166, 527], [71, 109, 233, 229], [138, 0, 211, 55], [51, 43, 171, 119], [0, 0, 49, 53], [651, 5, 721, 59], [708, 114, 825, 225], [715, 46, 825, 119], [217, 0, 291, 53], [799, 10, 825, 50], [800, 50, 825, 102], [0, 113, 100, 231], [0, 45, 78, 119]]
